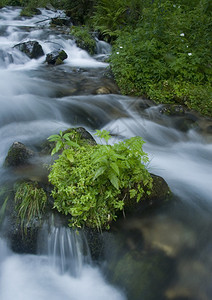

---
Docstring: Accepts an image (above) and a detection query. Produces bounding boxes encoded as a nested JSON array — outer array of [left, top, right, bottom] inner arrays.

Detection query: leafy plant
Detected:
[[109, 0, 212, 116], [70, 26, 96, 54], [47, 130, 80, 156], [14, 182, 47, 234], [48, 130, 152, 230]]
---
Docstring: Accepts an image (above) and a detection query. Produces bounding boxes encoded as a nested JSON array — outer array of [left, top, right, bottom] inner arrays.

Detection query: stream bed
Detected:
[[0, 6, 212, 300]]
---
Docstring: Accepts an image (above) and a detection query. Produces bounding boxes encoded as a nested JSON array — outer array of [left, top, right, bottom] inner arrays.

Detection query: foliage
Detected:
[[48, 130, 152, 230], [109, 0, 212, 116], [0, 186, 10, 225], [57, 0, 96, 25], [92, 0, 145, 41], [14, 182, 47, 234], [70, 26, 96, 54], [48, 130, 80, 156]]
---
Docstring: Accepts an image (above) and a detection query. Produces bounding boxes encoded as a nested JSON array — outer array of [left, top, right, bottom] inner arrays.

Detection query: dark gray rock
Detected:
[[46, 49, 68, 65], [4, 142, 35, 168], [14, 41, 44, 59], [50, 17, 71, 27]]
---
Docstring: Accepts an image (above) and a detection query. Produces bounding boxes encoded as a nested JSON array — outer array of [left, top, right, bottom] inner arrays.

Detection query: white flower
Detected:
[[116, 52, 119, 54], [188, 53, 192, 56], [186, 45, 189, 48], [119, 46, 123, 49], [180, 33, 184, 37], [173, 4, 176, 7]]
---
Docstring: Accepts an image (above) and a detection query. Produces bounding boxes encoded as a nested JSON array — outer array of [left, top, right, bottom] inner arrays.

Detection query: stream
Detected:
[[0, 6, 212, 300]]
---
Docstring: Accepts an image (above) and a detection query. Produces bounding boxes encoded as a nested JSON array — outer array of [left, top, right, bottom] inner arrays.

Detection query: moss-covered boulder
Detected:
[[46, 49, 68, 65], [70, 26, 96, 55]]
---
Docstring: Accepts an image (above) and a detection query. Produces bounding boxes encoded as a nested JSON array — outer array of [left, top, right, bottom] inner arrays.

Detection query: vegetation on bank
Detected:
[[0, 0, 211, 116], [48, 130, 152, 230]]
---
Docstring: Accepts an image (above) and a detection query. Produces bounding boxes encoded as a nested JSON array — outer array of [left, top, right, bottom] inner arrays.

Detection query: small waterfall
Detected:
[[38, 224, 91, 277]]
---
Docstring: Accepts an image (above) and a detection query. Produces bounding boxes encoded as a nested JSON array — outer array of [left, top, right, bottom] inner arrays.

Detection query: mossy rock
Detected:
[[40, 127, 96, 155], [4, 142, 35, 168], [70, 26, 96, 55], [121, 174, 171, 215], [46, 50, 68, 65]]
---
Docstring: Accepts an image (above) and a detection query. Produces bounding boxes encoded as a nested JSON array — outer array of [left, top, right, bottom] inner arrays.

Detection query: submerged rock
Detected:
[[14, 41, 44, 59], [46, 49, 68, 65]]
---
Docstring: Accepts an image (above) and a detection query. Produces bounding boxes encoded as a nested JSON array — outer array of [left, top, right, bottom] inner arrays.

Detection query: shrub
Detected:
[[48, 130, 152, 230], [70, 26, 96, 54], [110, 0, 212, 116]]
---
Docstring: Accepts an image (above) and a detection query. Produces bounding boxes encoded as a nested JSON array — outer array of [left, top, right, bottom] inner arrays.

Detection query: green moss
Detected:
[[70, 26, 96, 55]]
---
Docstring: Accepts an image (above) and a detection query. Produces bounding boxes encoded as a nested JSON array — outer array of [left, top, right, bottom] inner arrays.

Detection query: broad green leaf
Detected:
[[47, 134, 61, 142], [108, 172, 119, 190], [110, 162, 119, 175], [93, 166, 107, 180], [55, 141, 63, 153]]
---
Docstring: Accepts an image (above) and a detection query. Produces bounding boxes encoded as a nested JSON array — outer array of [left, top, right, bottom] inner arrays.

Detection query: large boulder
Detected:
[[14, 41, 44, 59], [45, 49, 68, 65]]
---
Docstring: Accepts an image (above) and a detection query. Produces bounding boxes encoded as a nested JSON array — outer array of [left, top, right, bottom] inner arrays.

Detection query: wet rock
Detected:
[[50, 17, 71, 27], [14, 41, 44, 59], [46, 49, 68, 65], [122, 174, 171, 215], [4, 142, 35, 168], [104, 233, 175, 300], [40, 127, 96, 155], [95, 86, 111, 94], [45, 3, 57, 12], [70, 26, 96, 55], [160, 104, 186, 116]]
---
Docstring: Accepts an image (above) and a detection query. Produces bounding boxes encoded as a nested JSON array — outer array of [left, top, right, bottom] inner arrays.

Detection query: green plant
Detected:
[[48, 130, 152, 230], [70, 26, 96, 54], [14, 182, 47, 234], [48, 130, 80, 156], [109, 0, 212, 116]]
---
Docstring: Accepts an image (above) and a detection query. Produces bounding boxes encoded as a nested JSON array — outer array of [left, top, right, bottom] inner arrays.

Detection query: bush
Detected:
[[109, 0, 212, 116], [70, 26, 96, 54], [48, 130, 152, 230]]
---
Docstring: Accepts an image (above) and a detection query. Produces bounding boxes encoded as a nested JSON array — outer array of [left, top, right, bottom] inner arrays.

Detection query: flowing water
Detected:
[[0, 6, 212, 300]]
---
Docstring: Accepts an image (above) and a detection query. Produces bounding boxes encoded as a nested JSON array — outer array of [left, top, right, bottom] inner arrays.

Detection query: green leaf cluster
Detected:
[[48, 130, 152, 230], [14, 182, 47, 234], [48, 130, 80, 156], [109, 0, 212, 116], [70, 26, 96, 55]]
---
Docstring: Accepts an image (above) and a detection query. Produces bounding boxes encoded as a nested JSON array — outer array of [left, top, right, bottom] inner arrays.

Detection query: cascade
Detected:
[[0, 6, 212, 300]]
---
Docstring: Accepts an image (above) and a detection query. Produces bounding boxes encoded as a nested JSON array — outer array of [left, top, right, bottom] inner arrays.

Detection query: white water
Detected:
[[0, 7, 125, 300], [0, 237, 125, 300], [0, 6, 212, 300]]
